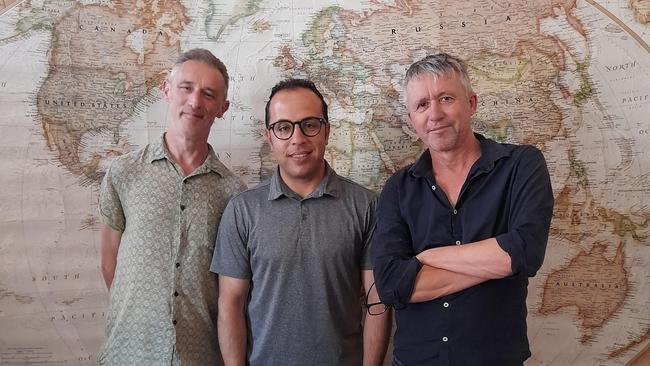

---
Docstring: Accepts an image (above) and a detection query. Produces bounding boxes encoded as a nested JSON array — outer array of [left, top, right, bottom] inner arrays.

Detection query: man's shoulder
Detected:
[[228, 179, 272, 205], [205, 149, 243, 180], [481, 135, 543, 161], [105, 144, 156, 176], [383, 162, 417, 188], [493, 141, 545, 167], [330, 173, 377, 200]]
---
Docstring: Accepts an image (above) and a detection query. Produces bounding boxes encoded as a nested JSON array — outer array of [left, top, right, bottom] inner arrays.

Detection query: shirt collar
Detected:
[[409, 133, 511, 178], [268, 161, 339, 200], [148, 135, 167, 163], [148, 133, 225, 177]]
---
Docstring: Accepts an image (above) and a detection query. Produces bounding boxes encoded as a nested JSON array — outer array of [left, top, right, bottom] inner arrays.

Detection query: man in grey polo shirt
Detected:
[[211, 79, 391, 366]]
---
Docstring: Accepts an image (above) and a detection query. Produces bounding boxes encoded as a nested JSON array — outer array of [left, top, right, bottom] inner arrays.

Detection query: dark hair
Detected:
[[168, 48, 230, 98], [264, 78, 329, 127]]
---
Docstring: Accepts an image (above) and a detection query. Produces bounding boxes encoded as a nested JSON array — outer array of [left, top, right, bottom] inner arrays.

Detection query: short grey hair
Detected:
[[404, 53, 473, 95], [167, 48, 230, 98]]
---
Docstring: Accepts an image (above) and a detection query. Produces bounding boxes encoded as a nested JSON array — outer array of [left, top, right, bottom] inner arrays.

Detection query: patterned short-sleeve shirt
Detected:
[[98, 135, 246, 366]]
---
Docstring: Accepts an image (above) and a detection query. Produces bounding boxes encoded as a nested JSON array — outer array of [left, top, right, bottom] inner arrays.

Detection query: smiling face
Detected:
[[163, 59, 230, 142], [405, 72, 477, 154], [264, 87, 330, 192]]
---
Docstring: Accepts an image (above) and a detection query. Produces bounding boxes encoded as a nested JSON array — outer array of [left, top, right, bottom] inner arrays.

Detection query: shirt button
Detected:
[[172, 320, 177, 325], [431, 185, 436, 191], [443, 302, 449, 308], [175, 262, 180, 268], [453, 209, 458, 214], [442, 336, 448, 342], [180, 204, 186, 211], [455, 240, 461, 245], [174, 291, 179, 297]]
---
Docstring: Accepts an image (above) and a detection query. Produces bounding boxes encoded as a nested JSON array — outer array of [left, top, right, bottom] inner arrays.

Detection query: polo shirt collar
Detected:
[[409, 133, 511, 178], [268, 161, 338, 200], [148, 133, 225, 177]]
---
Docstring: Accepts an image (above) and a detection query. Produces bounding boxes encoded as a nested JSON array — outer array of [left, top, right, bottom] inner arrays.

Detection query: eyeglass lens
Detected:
[[270, 117, 324, 140]]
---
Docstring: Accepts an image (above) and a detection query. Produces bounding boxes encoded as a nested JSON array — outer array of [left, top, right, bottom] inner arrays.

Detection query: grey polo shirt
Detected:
[[211, 162, 377, 366]]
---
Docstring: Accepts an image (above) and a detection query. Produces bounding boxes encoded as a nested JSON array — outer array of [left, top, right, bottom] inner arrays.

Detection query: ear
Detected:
[[323, 122, 331, 145], [468, 92, 477, 115], [263, 128, 272, 147], [162, 79, 171, 100], [406, 111, 414, 126], [217, 100, 230, 118]]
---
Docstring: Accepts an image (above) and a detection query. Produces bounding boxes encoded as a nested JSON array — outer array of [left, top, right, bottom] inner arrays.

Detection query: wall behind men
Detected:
[[0, 0, 649, 365]]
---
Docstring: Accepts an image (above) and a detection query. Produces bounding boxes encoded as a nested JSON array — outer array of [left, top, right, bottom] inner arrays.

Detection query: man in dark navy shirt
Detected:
[[371, 53, 554, 366]]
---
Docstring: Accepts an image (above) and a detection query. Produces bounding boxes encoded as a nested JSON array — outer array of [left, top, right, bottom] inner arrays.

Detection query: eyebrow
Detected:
[[178, 80, 217, 93]]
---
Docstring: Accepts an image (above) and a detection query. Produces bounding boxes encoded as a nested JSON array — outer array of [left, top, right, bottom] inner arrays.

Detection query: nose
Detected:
[[187, 90, 203, 109], [290, 124, 308, 144], [428, 100, 444, 121]]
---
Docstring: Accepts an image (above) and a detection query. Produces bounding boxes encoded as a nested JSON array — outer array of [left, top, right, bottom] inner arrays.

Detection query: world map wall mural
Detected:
[[0, 0, 648, 364]]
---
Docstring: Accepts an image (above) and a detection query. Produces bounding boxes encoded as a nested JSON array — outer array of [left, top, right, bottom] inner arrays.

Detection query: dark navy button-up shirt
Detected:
[[371, 134, 554, 366]]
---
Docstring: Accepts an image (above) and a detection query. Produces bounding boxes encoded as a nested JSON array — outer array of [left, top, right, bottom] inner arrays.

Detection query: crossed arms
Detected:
[[372, 147, 554, 305]]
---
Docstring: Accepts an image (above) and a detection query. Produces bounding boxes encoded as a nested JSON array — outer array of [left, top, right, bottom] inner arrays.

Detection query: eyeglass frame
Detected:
[[364, 281, 406, 316], [267, 116, 327, 140]]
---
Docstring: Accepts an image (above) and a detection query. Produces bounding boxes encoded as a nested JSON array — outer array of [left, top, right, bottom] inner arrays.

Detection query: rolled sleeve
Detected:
[[370, 174, 422, 307], [496, 147, 554, 277], [210, 197, 252, 279], [98, 162, 125, 232]]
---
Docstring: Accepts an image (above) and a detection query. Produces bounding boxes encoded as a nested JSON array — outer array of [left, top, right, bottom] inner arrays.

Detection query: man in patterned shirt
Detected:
[[98, 48, 246, 365]]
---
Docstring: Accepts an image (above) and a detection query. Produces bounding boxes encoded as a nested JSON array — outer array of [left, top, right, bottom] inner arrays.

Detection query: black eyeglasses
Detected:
[[268, 117, 327, 140], [364, 282, 406, 316]]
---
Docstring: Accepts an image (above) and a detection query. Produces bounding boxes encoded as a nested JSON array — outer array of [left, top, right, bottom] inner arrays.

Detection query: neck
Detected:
[[429, 134, 481, 172], [164, 131, 209, 176], [429, 135, 481, 208], [279, 163, 326, 199]]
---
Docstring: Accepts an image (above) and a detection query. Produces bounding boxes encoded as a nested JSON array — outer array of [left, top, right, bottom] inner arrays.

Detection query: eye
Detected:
[[303, 119, 320, 130], [276, 123, 292, 133], [415, 100, 429, 112], [440, 95, 454, 103]]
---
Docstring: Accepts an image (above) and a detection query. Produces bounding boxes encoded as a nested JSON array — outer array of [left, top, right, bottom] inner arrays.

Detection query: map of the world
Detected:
[[0, 0, 648, 365]]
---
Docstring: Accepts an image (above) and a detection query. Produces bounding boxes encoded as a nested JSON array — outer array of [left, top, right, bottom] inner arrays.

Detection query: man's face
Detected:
[[264, 88, 330, 185], [163, 60, 229, 140], [405, 72, 477, 153]]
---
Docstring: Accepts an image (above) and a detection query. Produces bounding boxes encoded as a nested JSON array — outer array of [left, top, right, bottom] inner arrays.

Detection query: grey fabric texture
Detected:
[[98, 135, 246, 366], [211, 162, 377, 366]]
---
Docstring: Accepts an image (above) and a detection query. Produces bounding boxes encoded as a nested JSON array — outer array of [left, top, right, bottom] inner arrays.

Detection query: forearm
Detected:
[[362, 310, 392, 366], [100, 259, 117, 289], [416, 238, 511, 279], [410, 265, 488, 303], [217, 303, 247, 366], [99, 225, 121, 290]]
